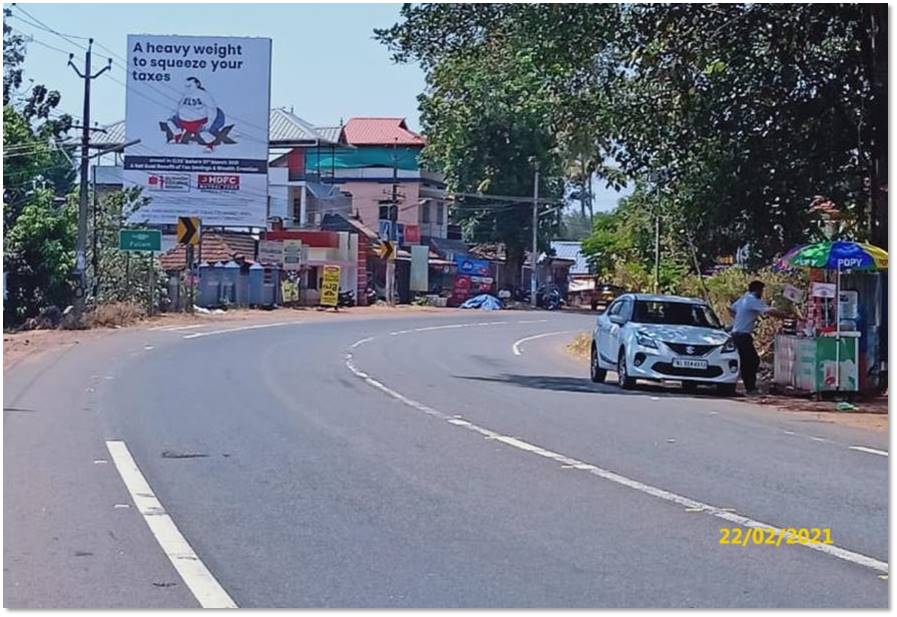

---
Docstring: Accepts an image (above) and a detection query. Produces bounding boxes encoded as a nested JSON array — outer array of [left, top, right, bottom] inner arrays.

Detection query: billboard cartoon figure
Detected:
[[160, 77, 236, 151]]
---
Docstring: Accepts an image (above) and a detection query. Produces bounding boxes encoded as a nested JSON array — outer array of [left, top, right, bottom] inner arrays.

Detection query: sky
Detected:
[[7, 2, 627, 212]]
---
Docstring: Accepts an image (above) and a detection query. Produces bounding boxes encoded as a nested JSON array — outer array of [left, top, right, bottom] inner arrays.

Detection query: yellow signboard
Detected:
[[281, 280, 299, 304], [320, 264, 341, 307], [176, 216, 201, 245]]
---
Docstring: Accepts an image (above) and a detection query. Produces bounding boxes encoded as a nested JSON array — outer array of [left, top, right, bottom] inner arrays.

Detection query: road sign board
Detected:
[[258, 240, 284, 265], [320, 264, 341, 307], [177, 217, 201, 245], [375, 240, 395, 261], [283, 239, 303, 271], [119, 229, 162, 252], [410, 244, 429, 292]]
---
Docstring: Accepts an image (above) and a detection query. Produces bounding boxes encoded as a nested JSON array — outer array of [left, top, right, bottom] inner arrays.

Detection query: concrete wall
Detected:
[[339, 181, 422, 228]]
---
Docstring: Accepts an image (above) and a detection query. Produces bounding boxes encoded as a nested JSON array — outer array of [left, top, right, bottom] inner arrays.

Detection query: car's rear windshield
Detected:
[[632, 300, 722, 328]]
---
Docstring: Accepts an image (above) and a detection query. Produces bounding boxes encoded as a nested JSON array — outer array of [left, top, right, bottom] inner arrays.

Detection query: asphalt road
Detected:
[[4, 310, 889, 608]]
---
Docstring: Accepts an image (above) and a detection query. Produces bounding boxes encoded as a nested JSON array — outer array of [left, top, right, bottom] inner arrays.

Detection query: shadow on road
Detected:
[[456, 373, 733, 400]]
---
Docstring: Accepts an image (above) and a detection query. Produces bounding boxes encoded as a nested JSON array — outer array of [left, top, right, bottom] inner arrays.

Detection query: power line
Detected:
[[10, 5, 90, 49]]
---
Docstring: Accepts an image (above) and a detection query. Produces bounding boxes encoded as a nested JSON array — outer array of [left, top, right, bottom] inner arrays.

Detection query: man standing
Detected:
[[728, 280, 790, 394]]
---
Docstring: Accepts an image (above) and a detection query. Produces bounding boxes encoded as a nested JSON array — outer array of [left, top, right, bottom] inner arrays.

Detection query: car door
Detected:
[[606, 297, 632, 361], [597, 298, 623, 365]]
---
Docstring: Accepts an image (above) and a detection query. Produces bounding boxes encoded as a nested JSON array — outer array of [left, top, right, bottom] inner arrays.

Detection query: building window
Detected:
[[437, 203, 444, 225], [379, 205, 389, 220], [293, 197, 302, 224], [421, 204, 431, 224]]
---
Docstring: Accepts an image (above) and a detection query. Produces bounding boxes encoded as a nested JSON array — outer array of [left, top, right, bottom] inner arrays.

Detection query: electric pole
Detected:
[[68, 39, 111, 323], [530, 164, 540, 308], [386, 137, 399, 305]]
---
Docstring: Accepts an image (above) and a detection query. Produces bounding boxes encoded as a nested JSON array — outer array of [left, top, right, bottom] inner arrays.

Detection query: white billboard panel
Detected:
[[124, 35, 272, 227]]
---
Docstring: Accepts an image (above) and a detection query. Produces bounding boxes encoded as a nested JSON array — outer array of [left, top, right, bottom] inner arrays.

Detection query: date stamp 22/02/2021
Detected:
[[720, 527, 833, 547]]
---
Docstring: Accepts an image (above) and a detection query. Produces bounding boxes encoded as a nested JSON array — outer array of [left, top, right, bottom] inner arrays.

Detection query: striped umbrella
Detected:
[[777, 241, 888, 271]]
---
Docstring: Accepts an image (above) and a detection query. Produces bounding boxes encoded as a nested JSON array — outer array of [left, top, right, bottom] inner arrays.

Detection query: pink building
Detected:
[[304, 117, 448, 241]]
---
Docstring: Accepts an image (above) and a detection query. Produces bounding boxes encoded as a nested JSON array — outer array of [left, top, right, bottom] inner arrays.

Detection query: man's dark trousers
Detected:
[[733, 333, 759, 392]]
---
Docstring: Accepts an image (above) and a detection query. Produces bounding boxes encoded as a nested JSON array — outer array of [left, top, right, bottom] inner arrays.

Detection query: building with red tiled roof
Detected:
[[341, 118, 426, 147], [300, 117, 447, 243], [159, 234, 255, 272]]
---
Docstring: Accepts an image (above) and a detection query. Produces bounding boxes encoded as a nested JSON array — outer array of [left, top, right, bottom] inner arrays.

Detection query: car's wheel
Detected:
[[590, 344, 607, 383], [682, 381, 699, 394], [617, 348, 636, 390], [716, 383, 737, 396]]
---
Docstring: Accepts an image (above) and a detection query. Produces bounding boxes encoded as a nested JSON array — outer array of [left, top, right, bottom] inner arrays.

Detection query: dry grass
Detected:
[[86, 302, 147, 328], [566, 331, 592, 359]]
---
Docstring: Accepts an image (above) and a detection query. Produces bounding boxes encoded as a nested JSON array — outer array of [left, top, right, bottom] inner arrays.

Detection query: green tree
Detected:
[[378, 3, 886, 278], [4, 189, 76, 322], [4, 8, 77, 325]]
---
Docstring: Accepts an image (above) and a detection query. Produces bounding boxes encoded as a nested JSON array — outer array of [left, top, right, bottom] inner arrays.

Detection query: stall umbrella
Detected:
[[775, 240, 888, 390]]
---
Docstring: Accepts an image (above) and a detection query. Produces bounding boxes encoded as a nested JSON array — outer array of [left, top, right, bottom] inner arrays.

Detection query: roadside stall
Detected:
[[772, 241, 888, 397]]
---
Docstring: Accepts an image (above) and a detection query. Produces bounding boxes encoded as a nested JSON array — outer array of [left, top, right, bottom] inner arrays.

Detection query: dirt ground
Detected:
[[563, 332, 888, 433], [3, 328, 113, 370]]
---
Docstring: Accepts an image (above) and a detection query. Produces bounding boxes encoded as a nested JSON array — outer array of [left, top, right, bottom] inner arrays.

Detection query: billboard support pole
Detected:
[[186, 245, 194, 314], [147, 251, 155, 315]]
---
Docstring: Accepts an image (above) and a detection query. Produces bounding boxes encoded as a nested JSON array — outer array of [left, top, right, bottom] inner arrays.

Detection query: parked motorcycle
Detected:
[[338, 290, 355, 307], [542, 287, 563, 311]]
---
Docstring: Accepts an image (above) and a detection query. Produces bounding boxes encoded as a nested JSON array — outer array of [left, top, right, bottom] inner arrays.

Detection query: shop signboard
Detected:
[[453, 255, 491, 277], [282, 240, 303, 271], [258, 240, 283, 265], [320, 264, 341, 307]]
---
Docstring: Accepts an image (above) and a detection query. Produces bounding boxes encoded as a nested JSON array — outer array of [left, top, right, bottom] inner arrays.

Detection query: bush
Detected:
[[674, 267, 806, 360], [86, 301, 147, 328]]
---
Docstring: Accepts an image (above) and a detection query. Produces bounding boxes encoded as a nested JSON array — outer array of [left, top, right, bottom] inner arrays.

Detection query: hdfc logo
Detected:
[[197, 174, 240, 191]]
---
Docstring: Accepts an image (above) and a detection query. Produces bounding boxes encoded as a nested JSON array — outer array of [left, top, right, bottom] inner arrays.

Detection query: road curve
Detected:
[[4, 311, 888, 608]]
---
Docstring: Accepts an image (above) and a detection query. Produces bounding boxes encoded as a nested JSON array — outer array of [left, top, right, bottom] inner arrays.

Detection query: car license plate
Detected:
[[673, 358, 708, 370]]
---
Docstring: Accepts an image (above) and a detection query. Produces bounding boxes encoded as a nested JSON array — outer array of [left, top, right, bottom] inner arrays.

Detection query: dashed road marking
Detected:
[[106, 440, 237, 608], [345, 335, 889, 576], [183, 322, 297, 339], [148, 324, 207, 332], [512, 330, 576, 356], [849, 446, 888, 457]]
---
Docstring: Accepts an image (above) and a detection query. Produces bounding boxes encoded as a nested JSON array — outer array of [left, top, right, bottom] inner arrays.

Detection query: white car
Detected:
[[591, 293, 739, 395]]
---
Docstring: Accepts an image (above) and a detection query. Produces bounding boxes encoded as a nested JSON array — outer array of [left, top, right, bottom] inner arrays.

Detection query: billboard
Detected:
[[124, 35, 272, 227]]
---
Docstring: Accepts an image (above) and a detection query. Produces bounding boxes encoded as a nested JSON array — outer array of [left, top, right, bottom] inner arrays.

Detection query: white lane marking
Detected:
[[782, 431, 797, 436], [516, 319, 550, 324], [345, 343, 889, 575], [512, 330, 576, 356], [351, 337, 374, 349], [182, 322, 296, 339], [849, 446, 889, 457], [149, 324, 207, 332], [106, 441, 237, 608], [809, 436, 829, 443]]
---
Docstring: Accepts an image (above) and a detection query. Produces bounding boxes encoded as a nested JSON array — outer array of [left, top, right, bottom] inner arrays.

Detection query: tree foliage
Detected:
[[4, 189, 76, 322], [4, 9, 77, 324], [377, 3, 887, 278]]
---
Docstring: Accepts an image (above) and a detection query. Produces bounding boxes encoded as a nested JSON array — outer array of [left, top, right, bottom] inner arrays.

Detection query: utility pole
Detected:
[[653, 190, 661, 294], [68, 39, 111, 323], [386, 137, 399, 305], [530, 164, 540, 308]]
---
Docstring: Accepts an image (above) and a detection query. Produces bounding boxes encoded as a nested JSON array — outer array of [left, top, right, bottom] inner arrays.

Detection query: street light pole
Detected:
[[654, 212, 660, 294], [530, 165, 540, 308], [68, 40, 111, 324]]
